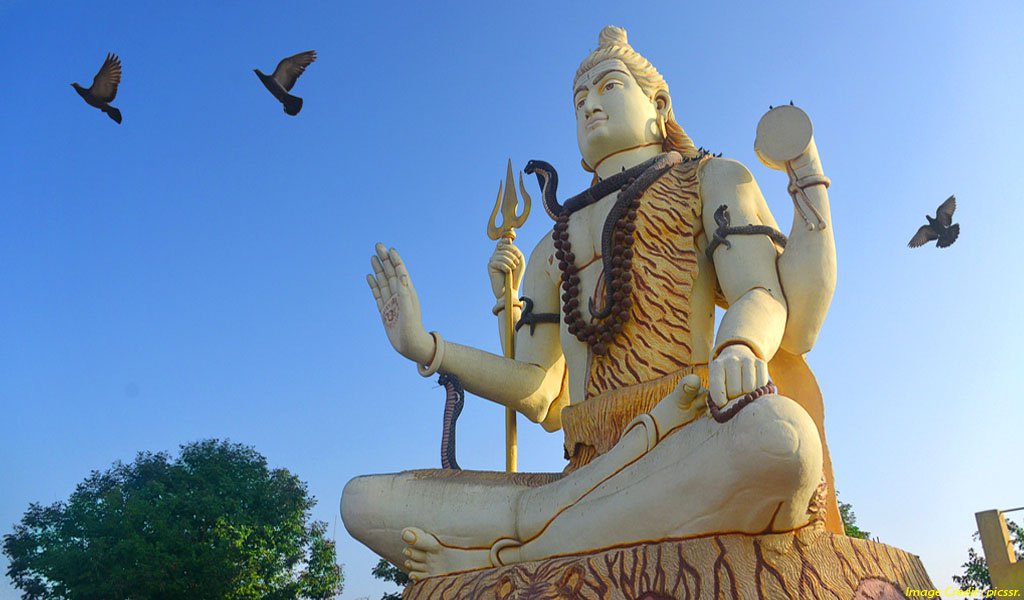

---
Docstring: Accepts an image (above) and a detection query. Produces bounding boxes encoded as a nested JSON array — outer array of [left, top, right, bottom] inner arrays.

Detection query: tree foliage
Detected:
[[3, 439, 343, 600], [371, 558, 409, 600], [838, 493, 870, 540], [953, 518, 1024, 593]]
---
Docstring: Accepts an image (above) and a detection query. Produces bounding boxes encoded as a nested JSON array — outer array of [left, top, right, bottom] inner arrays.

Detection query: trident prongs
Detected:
[[488, 159, 531, 241]]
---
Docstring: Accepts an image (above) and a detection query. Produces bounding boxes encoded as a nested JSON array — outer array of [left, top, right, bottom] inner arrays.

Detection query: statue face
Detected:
[[573, 59, 660, 167]]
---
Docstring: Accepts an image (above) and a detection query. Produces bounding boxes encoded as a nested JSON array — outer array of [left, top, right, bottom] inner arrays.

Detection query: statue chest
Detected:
[[561, 194, 619, 302], [579, 163, 705, 398], [563, 193, 618, 267]]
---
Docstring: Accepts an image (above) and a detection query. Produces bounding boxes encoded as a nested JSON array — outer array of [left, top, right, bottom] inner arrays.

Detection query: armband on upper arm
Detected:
[[705, 204, 787, 261], [515, 297, 560, 335]]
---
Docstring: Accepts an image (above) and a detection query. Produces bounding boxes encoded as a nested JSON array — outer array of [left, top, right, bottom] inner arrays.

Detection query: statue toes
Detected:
[[405, 558, 428, 579], [402, 527, 441, 552], [403, 546, 428, 563]]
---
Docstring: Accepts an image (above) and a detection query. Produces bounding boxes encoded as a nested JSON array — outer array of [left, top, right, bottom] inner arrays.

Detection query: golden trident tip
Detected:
[[488, 159, 531, 241]]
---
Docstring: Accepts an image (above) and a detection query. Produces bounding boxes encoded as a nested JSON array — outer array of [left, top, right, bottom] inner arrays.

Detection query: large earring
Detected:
[[656, 113, 667, 141]]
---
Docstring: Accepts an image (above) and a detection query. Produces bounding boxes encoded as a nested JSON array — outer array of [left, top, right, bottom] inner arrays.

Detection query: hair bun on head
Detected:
[[598, 26, 629, 48], [576, 24, 700, 159]]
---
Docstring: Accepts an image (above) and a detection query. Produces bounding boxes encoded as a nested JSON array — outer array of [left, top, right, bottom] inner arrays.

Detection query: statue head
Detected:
[[574, 26, 698, 173]]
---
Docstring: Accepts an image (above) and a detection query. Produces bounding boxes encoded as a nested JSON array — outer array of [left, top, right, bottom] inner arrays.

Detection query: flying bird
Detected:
[[254, 51, 317, 116], [71, 53, 123, 124], [908, 195, 959, 248]]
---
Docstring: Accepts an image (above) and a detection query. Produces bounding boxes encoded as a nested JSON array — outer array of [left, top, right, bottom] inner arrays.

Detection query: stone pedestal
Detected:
[[402, 526, 932, 599]]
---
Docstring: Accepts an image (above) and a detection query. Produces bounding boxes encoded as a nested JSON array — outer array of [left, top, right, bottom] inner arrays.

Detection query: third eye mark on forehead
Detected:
[[573, 68, 631, 98]]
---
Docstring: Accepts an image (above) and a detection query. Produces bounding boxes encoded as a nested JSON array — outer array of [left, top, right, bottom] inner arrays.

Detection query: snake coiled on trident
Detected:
[[437, 373, 465, 470]]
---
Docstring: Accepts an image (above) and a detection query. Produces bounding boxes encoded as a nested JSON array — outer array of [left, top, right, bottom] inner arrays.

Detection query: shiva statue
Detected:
[[344, 25, 841, 582]]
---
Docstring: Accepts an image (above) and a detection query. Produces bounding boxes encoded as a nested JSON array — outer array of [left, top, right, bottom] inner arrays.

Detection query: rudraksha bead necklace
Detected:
[[551, 150, 711, 355], [553, 181, 641, 356]]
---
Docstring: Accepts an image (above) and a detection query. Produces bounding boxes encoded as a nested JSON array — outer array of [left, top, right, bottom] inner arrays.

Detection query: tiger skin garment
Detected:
[[560, 156, 711, 471]]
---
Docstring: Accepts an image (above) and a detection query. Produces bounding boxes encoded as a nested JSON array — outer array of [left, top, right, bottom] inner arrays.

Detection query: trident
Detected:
[[487, 159, 531, 473]]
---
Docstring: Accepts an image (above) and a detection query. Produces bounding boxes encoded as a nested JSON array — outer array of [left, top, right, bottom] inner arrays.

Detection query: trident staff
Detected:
[[487, 159, 531, 473]]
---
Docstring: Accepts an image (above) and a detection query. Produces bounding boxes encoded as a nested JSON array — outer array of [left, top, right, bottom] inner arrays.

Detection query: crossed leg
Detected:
[[343, 375, 823, 581]]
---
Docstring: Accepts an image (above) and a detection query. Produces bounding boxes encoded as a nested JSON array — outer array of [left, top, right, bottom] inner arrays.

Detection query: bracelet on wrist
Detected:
[[794, 173, 831, 190], [491, 298, 525, 316], [417, 331, 446, 377], [712, 339, 762, 360]]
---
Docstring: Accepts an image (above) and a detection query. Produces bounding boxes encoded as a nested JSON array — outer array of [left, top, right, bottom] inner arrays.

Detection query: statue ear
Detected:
[[654, 91, 672, 119]]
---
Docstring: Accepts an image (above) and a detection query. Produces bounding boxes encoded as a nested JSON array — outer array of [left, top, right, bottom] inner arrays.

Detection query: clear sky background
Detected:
[[1, 1, 1022, 598]]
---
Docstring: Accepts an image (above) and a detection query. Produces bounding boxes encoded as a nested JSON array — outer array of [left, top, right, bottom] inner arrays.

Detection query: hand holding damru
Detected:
[[366, 243, 435, 365]]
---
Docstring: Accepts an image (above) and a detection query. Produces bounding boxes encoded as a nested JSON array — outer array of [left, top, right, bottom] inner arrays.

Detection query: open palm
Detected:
[[366, 243, 433, 364]]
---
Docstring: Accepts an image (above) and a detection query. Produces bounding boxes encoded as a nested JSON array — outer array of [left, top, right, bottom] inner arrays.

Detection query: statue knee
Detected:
[[340, 476, 375, 542], [341, 475, 411, 567], [733, 394, 822, 488]]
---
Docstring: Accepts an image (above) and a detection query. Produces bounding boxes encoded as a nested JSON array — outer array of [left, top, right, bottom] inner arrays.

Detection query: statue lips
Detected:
[[586, 113, 608, 131]]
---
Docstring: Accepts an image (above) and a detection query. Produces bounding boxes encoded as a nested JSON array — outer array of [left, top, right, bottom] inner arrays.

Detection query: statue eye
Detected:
[[575, 97, 586, 110], [603, 80, 621, 92]]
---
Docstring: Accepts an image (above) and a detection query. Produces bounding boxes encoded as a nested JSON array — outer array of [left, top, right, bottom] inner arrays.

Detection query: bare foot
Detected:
[[400, 527, 494, 581]]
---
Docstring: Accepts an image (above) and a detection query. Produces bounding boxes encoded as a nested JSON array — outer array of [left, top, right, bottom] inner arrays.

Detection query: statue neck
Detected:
[[594, 143, 663, 181]]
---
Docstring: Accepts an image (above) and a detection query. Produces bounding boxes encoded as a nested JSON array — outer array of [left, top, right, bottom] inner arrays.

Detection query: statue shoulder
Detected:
[[697, 156, 756, 191], [524, 229, 560, 285], [697, 156, 772, 232]]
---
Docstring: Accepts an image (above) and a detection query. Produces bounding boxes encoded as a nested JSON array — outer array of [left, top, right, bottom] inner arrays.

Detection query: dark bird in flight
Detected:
[[909, 195, 959, 248], [71, 53, 123, 124], [254, 51, 317, 116]]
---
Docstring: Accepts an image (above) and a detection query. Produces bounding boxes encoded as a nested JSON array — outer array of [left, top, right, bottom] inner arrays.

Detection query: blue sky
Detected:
[[1, 1, 1022, 598]]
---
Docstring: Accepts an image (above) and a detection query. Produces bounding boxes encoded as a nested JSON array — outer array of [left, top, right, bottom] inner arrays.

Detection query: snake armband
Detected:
[[705, 204, 788, 261], [515, 296, 559, 335]]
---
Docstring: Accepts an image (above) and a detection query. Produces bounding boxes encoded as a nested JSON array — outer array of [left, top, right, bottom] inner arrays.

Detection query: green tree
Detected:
[[838, 498, 870, 539], [953, 518, 1024, 593], [371, 558, 409, 600], [3, 439, 343, 600]]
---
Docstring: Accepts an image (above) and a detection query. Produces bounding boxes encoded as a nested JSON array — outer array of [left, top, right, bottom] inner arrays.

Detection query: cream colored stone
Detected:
[[349, 25, 842, 580], [756, 105, 837, 355], [344, 379, 822, 579], [755, 104, 814, 168], [977, 510, 1024, 592]]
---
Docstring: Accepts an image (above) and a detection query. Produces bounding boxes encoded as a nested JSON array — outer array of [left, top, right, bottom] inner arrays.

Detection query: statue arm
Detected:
[[754, 105, 836, 355], [443, 235, 566, 429], [700, 158, 788, 387], [514, 235, 569, 430], [435, 341, 565, 430], [368, 240, 566, 430], [775, 142, 836, 355]]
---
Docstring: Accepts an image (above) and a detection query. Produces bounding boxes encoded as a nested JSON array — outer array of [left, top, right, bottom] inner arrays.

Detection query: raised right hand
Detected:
[[366, 243, 434, 365], [487, 238, 526, 300]]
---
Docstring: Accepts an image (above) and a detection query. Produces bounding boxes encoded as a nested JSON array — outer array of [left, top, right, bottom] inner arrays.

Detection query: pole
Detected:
[[502, 266, 518, 472], [487, 159, 531, 473]]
